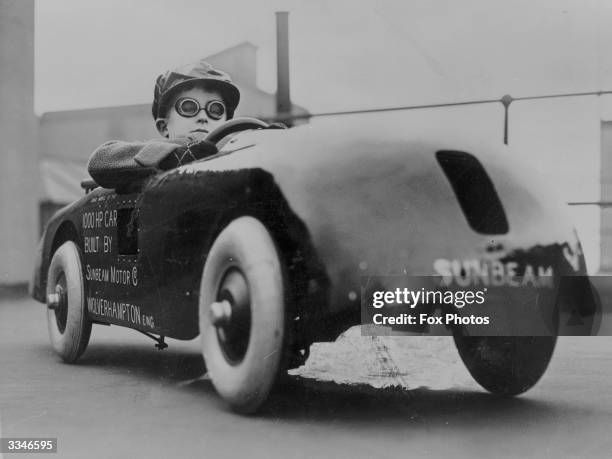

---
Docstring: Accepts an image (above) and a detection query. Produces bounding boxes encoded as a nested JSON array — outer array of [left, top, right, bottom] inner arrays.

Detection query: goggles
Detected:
[[174, 97, 226, 120]]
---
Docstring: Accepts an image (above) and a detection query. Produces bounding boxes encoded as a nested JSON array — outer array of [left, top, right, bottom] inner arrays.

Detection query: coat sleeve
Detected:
[[87, 139, 181, 189]]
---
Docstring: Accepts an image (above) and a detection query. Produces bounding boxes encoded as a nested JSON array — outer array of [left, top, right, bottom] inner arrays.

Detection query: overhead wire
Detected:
[[278, 89, 612, 122]]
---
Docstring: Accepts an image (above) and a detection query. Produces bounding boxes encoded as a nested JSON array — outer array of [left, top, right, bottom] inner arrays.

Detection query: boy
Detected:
[[88, 59, 241, 189]]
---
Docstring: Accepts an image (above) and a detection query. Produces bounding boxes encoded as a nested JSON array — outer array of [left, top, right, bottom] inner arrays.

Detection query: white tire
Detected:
[[199, 216, 285, 413], [46, 241, 92, 362]]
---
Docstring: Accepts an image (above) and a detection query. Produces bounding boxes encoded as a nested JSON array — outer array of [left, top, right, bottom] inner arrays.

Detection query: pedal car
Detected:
[[30, 117, 600, 413]]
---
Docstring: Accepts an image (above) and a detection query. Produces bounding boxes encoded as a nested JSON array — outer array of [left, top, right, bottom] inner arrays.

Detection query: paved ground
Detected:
[[1, 292, 611, 458]]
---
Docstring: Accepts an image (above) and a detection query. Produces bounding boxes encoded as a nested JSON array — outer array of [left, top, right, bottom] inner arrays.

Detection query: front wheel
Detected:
[[199, 216, 286, 413], [454, 336, 556, 395], [46, 241, 92, 362]]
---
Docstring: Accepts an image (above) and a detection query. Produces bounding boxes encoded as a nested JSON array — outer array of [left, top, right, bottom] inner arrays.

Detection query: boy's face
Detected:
[[156, 86, 228, 139]]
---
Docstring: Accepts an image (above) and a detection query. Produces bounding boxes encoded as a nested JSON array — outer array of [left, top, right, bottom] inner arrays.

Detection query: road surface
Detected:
[[1, 292, 611, 458]]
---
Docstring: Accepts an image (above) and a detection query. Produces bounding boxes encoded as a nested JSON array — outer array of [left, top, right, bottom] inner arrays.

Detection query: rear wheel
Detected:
[[199, 216, 286, 413], [454, 336, 556, 395], [46, 241, 92, 363]]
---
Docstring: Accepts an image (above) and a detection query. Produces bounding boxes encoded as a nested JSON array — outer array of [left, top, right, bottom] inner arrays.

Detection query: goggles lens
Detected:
[[206, 101, 225, 120], [175, 98, 226, 120]]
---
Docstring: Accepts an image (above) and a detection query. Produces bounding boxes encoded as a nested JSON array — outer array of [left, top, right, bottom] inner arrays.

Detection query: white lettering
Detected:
[[110, 266, 131, 285], [432, 258, 554, 288], [451, 259, 472, 287], [85, 265, 109, 282], [84, 236, 99, 253], [538, 266, 553, 288], [523, 265, 536, 287], [86, 297, 151, 328], [104, 209, 117, 227], [83, 210, 117, 229], [142, 314, 155, 328], [84, 265, 137, 285], [506, 262, 519, 287], [103, 235, 112, 253], [433, 259, 453, 286], [491, 261, 505, 286], [82, 212, 95, 229]]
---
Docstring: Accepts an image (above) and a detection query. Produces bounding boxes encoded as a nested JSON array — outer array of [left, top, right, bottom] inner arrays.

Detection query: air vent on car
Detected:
[[436, 150, 509, 235]]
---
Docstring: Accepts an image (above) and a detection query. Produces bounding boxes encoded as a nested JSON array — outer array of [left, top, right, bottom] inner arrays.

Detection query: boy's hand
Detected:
[[159, 139, 218, 170]]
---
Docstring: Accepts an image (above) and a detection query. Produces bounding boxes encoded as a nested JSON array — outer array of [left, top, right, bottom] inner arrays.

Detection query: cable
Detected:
[[273, 89, 612, 145], [568, 201, 612, 207], [276, 89, 612, 122]]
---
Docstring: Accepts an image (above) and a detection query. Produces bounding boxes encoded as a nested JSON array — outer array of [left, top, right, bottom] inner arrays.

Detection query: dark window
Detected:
[[117, 208, 138, 255], [436, 150, 509, 235]]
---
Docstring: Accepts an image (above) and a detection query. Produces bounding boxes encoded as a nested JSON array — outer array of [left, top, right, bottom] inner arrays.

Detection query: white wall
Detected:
[[0, 0, 38, 284]]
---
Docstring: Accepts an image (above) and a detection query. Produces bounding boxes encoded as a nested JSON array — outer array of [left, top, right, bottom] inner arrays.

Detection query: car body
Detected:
[[30, 118, 601, 412]]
